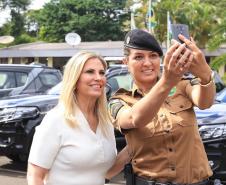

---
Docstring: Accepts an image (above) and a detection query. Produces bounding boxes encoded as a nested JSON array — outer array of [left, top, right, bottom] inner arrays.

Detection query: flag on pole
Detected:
[[147, 0, 157, 34], [167, 11, 173, 49]]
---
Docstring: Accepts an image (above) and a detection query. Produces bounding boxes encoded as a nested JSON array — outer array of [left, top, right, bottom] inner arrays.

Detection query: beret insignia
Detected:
[[126, 36, 130, 45]]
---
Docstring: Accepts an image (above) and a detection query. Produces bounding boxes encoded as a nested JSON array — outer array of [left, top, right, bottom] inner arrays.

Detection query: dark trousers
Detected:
[[124, 164, 211, 185], [135, 176, 210, 185]]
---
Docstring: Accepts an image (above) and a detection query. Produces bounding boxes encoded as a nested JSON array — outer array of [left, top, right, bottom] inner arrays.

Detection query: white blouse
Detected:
[[28, 105, 117, 185]]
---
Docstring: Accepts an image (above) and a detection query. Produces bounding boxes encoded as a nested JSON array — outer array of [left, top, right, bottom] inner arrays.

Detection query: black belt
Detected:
[[135, 176, 209, 185]]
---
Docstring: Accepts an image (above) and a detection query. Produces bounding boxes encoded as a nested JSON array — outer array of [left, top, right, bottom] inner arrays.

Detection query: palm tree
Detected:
[[129, 0, 217, 48], [205, 1, 226, 79]]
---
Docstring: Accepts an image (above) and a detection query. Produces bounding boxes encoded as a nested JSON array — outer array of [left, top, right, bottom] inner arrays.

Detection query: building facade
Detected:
[[0, 41, 225, 75]]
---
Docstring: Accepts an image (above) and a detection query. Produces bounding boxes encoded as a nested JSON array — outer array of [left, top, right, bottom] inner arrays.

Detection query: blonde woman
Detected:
[[27, 51, 129, 185]]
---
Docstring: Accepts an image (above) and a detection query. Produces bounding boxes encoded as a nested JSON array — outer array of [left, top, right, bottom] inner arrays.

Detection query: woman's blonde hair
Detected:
[[59, 51, 111, 135]]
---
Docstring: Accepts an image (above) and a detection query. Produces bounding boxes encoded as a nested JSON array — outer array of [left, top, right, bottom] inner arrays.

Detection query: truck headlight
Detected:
[[0, 107, 39, 123], [198, 115, 226, 140], [199, 124, 226, 139]]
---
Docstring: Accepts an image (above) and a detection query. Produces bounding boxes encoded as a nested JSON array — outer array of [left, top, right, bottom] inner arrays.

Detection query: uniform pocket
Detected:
[[167, 97, 195, 127], [168, 97, 192, 114], [139, 114, 172, 138], [176, 109, 196, 127]]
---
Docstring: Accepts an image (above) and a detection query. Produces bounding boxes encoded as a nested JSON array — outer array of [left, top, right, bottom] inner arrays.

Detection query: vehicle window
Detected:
[[15, 72, 28, 87], [39, 73, 60, 87], [0, 72, 16, 89], [0, 72, 7, 87], [34, 77, 43, 92], [22, 80, 36, 93], [108, 73, 132, 93]]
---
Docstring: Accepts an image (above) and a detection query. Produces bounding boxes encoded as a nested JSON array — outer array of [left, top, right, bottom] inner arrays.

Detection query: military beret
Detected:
[[124, 29, 163, 56]]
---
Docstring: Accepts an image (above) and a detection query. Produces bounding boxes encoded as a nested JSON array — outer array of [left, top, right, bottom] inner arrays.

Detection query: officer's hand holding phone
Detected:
[[178, 34, 212, 84], [171, 24, 190, 44]]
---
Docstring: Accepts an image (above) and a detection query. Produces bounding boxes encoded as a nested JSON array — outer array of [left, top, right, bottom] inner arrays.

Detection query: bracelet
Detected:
[[198, 71, 214, 87], [199, 79, 213, 87]]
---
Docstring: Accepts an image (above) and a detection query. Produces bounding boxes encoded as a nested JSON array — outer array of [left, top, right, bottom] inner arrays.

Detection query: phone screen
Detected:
[[171, 24, 190, 43]]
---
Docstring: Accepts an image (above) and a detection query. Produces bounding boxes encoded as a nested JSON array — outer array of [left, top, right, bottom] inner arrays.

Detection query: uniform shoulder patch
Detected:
[[108, 99, 125, 119], [190, 78, 199, 86]]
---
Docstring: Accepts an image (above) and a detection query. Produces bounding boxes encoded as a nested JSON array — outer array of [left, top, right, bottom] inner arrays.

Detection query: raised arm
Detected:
[[116, 42, 193, 129], [178, 35, 216, 109]]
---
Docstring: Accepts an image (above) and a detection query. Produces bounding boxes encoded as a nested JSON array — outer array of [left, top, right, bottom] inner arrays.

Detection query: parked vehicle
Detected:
[[0, 63, 62, 98], [216, 87, 226, 103], [0, 93, 59, 162], [197, 114, 226, 183], [214, 71, 225, 93], [194, 90, 226, 183], [0, 65, 225, 183]]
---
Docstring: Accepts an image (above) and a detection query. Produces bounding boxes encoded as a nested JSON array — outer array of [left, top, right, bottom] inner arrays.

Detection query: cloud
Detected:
[[29, 0, 51, 10]]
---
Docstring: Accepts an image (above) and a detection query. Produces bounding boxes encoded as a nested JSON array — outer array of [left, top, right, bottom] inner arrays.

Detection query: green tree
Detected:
[[10, 9, 25, 36], [0, 0, 30, 9], [206, 1, 226, 76], [129, 0, 218, 48], [0, 0, 31, 42], [32, 0, 129, 42]]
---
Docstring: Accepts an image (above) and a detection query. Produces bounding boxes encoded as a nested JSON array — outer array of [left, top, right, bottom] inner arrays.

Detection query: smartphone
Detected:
[[171, 24, 190, 43]]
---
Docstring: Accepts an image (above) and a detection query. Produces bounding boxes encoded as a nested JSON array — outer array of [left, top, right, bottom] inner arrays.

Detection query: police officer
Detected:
[[109, 29, 215, 185]]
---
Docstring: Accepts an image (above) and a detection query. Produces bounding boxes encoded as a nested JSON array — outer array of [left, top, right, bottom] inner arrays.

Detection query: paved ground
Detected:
[[0, 156, 125, 185]]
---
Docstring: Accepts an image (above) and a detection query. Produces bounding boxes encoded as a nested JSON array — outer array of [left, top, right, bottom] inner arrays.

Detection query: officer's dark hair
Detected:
[[123, 47, 130, 57]]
